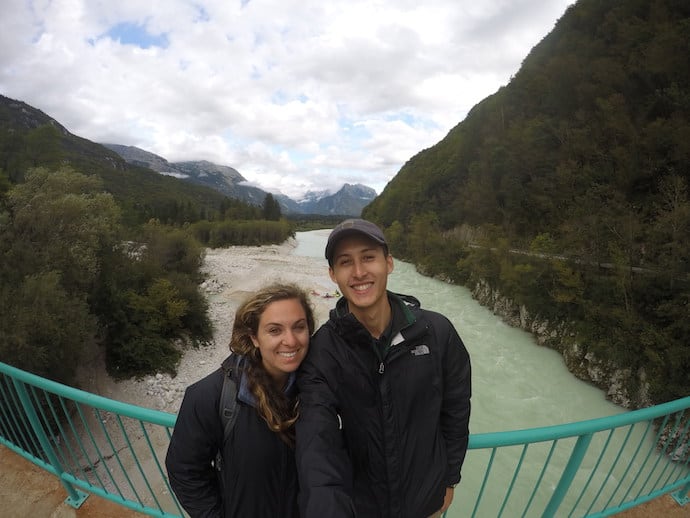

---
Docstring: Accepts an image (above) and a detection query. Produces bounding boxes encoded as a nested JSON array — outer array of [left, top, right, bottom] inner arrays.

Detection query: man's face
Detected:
[[328, 234, 394, 315]]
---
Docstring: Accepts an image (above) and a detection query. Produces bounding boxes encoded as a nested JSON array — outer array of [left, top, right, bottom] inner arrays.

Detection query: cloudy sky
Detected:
[[1, 0, 573, 200]]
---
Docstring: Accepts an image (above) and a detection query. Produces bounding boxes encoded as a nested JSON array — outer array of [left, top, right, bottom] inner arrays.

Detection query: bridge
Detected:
[[1, 360, 689, 517]]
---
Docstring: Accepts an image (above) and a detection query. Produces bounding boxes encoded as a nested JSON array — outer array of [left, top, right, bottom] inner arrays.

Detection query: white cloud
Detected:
[[0, 0, 573, 199]]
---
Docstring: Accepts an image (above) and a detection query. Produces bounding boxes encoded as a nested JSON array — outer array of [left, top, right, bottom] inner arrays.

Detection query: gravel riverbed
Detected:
[[77, 238, 337, 412]]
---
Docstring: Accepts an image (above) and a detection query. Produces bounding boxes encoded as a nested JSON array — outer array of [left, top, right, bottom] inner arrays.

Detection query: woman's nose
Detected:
[[283, 330, 298, 346]]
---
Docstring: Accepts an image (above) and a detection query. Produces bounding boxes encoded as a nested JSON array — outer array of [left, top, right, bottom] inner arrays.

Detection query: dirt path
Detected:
[[0, 445, 141, 517]]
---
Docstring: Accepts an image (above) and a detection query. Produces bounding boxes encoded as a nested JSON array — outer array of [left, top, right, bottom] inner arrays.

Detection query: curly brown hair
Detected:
[[229, 283, 315, 445]]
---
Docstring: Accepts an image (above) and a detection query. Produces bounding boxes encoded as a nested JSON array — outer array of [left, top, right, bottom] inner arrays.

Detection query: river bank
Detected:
[[76, 238, 338, 413]]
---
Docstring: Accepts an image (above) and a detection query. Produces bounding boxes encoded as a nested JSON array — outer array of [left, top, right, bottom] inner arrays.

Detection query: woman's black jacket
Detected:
[[165, 355, 299, 518]]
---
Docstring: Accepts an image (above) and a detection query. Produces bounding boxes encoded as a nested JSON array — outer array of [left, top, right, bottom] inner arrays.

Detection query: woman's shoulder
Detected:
[[172, 366, 228, 443], [183, 365, 225, 405]]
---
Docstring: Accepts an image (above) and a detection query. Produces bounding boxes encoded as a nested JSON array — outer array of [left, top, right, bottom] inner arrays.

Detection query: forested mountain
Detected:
[[103, 143, 377, 216], [101, 143, 272, 207], [0, 96, 236, 225], [0, 95, 293, 386], [363, 0, 690, 406]]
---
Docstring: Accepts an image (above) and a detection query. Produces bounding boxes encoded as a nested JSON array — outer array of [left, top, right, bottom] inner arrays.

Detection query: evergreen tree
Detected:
[[262, 193, 282, 221]]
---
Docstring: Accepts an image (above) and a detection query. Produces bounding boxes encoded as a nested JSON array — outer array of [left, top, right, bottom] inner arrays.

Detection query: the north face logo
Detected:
[[411, 345, 430, 356]]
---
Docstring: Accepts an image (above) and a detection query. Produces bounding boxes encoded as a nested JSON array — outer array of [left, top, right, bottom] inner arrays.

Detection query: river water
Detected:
[[294, 229, 624, 430], [293, 230, 670, 517]]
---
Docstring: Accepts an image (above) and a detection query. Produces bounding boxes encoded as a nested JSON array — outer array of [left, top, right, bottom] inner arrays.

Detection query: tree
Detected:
[[384, 220, 406, 258], [408, 212, 439, 259], [0, 167, 120, 384], [262, 193, 281, 221], [3, 166, 121, 294], [652, 174, 690, 285], [25, 124, 63, 169]]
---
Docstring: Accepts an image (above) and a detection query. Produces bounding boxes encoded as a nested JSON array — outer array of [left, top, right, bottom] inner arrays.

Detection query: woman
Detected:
[[166, 283, 315, 518]]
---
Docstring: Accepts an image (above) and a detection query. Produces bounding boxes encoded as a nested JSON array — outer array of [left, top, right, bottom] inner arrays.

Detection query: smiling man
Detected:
[[296, 219, 472, 518]]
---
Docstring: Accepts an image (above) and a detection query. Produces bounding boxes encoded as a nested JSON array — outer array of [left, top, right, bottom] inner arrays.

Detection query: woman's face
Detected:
[[251, 298, 310, 384]]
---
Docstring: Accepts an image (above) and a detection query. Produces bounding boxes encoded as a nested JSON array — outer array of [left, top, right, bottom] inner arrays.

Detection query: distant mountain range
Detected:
[[102, 143, 376, 216]]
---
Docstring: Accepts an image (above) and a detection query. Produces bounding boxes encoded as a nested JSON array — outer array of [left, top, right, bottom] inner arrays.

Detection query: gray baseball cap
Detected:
[[325, 219, 388, 265]]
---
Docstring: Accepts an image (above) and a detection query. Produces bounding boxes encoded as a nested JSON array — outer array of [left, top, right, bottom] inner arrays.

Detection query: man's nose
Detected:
[[352, 259, 366, 277]]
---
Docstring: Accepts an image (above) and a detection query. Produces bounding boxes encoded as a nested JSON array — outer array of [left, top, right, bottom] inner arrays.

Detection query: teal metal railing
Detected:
[[456, 400, 690, 517], [0, 361, 182, 517], [1, 360, 688, 517]]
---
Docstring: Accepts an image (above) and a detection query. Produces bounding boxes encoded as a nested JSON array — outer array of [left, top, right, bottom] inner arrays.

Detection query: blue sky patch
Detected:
[[102, 22, 169, 49], [270, 91, 309, 105], [384, 111, 437, 130], [193, 4, 210, 22], [340, 118, 372, 141]]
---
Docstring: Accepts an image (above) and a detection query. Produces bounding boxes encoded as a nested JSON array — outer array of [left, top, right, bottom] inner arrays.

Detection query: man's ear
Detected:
[[328, 267, 336, 283], [386, 254, 394, 274]]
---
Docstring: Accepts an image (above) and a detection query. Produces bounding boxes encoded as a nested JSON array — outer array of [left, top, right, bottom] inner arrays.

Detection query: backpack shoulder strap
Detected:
[[215, 355, 240, 472], [219, 355, 240, 446]]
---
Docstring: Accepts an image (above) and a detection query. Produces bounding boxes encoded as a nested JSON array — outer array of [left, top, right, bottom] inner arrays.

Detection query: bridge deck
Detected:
[[0, 445, 140, 518]]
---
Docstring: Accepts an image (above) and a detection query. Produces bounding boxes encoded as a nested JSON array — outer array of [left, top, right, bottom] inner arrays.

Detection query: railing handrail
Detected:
[[0, 361, 176, 427], [5, 361, 688, 448], [469, 395, 690, 448]]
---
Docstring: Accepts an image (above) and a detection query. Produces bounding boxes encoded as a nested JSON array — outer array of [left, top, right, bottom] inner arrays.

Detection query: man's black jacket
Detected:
[[296, 292, 472, 518]]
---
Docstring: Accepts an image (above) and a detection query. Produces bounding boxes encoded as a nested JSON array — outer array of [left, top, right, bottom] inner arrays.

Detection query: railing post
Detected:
[[542, 433, 593, 517], [11, 379, 88, 508], [671, 481, 690, 506]]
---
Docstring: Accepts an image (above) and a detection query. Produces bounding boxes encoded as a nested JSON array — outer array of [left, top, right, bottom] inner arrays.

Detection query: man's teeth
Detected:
[[353, 283, 373, 292]]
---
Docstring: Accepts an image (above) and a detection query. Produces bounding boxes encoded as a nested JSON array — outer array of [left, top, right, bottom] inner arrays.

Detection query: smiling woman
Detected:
[[165, 283, 316, 518]]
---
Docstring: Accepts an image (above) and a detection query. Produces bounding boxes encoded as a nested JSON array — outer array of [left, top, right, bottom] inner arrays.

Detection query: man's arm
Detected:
[[440, 319, 472, 489], [296, 349, 356, 518]]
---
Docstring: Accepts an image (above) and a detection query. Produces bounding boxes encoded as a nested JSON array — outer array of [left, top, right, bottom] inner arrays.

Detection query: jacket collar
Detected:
[[328, 291, 422, 341]]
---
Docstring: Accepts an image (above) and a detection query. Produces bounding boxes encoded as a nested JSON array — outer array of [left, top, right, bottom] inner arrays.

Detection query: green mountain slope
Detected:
[[0, 95, 293, 385], [0, 95, 231, 224], [363, 0, 690, 405], [366, 0, 689, 241]]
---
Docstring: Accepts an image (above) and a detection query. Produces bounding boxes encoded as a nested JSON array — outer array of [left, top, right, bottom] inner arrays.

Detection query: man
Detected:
[[296, 218, 472, 518]]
